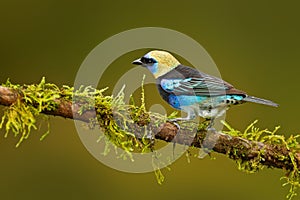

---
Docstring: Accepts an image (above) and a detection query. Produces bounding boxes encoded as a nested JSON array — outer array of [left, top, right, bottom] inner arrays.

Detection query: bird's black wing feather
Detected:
[[158, 65, 246, 96]]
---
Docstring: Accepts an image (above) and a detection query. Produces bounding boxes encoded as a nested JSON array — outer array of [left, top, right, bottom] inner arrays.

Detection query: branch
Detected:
[[0, 84, 298, 172], [0, 85, 95, 122]]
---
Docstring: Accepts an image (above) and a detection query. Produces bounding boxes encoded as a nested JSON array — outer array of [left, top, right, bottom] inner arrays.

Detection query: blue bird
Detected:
[[132, 50, 278, 126]]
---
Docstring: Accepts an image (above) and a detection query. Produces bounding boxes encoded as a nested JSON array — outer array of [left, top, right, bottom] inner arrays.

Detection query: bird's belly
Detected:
[[167, 94, 242, 118], [168, 94, 207, 110], [198, 107, 227, 118], [168, 94, 229, 109]]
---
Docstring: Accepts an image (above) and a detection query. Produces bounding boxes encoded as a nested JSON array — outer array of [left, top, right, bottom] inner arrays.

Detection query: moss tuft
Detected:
[[1, 77, 67, 146]]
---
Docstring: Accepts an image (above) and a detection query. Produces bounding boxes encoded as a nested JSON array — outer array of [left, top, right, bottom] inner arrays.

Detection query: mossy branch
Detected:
[[0, 78, 300, 199], [0, 80, 298, 169]]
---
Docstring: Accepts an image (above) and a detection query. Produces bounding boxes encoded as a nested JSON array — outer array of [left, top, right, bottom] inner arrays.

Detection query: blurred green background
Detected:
[[0, 0, 299, 199]]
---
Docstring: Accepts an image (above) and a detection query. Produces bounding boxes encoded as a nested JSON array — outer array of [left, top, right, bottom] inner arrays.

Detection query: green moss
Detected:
[[222, 120, 300, 199]]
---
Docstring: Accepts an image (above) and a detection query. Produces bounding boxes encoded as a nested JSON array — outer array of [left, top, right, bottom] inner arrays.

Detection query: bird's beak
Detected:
[[132, 58, 143, 65]]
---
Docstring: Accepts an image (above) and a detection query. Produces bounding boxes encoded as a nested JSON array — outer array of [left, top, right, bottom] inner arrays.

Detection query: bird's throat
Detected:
[[149, 64, 178, 79]]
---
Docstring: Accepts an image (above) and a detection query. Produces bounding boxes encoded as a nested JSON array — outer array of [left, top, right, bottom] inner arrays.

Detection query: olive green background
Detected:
[[0, 1, 299, 199]]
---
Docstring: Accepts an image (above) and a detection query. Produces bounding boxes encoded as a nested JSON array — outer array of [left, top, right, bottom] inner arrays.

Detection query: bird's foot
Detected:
[[167, 119, 181, 130], [202, 118, 215, 130], [167, 116, 193, 129], [167, 117, 198, 130], [168, 117, 193, 122], [166, 119, 183, 160]]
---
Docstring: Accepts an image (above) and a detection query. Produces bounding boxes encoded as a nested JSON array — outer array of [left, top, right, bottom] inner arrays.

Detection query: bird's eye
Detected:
[[141, 57, 155, 64], [147, 59, 153, 63]]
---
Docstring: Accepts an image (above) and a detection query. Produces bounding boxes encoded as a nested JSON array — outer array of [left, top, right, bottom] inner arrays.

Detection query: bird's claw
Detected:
[[167, 119, 181, 130]]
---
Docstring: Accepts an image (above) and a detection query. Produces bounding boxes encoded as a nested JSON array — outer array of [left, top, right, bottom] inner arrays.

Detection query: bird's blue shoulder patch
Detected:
[[161, 78, 192, 92]]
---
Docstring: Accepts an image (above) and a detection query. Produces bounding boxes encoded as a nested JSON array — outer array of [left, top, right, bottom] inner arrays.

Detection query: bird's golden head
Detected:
[[132, 50, 181, 78]]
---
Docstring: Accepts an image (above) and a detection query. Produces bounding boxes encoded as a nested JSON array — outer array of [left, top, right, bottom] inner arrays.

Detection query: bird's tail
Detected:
[[243, 95, 278, 107]]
